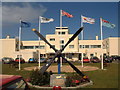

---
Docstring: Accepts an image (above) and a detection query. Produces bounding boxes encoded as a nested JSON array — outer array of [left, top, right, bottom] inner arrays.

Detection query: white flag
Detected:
[[40, 16, 54, 23], [82, 15, 95, 24]]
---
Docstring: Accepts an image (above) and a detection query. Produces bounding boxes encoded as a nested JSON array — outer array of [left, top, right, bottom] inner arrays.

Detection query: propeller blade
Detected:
[[39, 54, 58, 74], [60, 27, 84, 52], [32, 29, 58, 52], [61, 56, 85, 77]]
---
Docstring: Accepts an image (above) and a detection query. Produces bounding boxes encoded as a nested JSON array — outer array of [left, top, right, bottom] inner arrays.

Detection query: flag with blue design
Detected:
[[102, 19, 115, 29], [21, 21, 31, 28]]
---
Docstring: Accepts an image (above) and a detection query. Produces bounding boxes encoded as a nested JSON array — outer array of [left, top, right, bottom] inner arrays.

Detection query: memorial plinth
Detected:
[[50, 74, 66, 87]]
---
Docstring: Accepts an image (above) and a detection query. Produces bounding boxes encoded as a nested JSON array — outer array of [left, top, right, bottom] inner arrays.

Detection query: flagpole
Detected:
[[60, 9, 62, 28], [81, 15, 83, 40], [60, 10, 63, 68], [38, 16, 41, 68], [19, 19, 21, 70], [100, 17, 103, 70], [58, 9, 63, 74], [100, 17, 103, 40], [81, 15, 84, 67]]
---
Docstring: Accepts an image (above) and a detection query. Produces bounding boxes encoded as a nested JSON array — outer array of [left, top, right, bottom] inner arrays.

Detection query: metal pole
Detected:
[[19, 19, 21, 70], [60, 57, 62, 67], [58, 56, 61, 74], [38, 16, 41, 68], [60, 9, 62, 28], [58, 10, 62, 73], [81, 15, 84, 40], [81, 15, 84, 67], [100, 17, 103, 70]]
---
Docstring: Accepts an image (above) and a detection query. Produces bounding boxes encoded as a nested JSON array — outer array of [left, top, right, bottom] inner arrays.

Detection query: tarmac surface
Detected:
[[24, 65, 99, 72]]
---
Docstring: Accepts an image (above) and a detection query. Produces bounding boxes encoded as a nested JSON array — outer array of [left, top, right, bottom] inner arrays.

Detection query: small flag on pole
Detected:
[[40, 16, 54, 23], [82, 15, 95, 24], [62, 10, 73, 18], [102, 19, 115, 28], [21, 21, 31, 28]]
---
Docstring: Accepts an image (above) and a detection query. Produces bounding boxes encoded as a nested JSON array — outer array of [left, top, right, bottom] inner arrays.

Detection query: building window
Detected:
[[85, 45, 89, 48], [50, 38, 55, 41], [40, 45, 45, 49], [80, 45, 101, 48], [60, 45, 64, 49], [69, 45, 74, 48], [80, 45, 85, 48], [62, 32, 65, 34], [58, 32, 61, 34], [80, 45, 82, 48], [60, 40, 64, 44], [23, 46, 34, 49], [17, 55, 22, 58], [35, 46, 39, 49], [90, 54, 94, 57], [58, 32, 65, 35], [83, 53, 86, 57], [91, 45, 101, 48], [52, 45, 55, 48]]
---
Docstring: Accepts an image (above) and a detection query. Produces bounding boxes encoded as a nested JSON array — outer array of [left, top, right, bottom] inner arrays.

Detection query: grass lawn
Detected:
[[1, 62, 119, 89]]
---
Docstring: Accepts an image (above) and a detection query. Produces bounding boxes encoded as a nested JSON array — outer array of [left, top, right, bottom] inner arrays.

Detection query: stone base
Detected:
[[50, 74, 66, 87]]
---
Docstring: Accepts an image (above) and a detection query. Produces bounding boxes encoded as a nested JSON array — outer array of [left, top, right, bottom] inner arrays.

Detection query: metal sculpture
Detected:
[[32, 27, 90, 82]]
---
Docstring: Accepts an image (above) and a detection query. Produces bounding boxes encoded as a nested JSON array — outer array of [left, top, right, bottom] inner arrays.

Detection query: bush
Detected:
[[30, 69, 51, 86], [65, 73, 82, 87], [65, 76, 73, 87]]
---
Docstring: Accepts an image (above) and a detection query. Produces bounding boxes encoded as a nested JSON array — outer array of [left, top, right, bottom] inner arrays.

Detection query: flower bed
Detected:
[[28, 69, 91, 88]]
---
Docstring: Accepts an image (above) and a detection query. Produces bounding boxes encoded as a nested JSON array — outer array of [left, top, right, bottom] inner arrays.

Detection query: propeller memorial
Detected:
[[32, 27, 90, 82]]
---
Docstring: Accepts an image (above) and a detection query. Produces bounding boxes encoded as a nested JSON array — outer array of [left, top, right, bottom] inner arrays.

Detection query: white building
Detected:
[[0, 27, 119, 62]]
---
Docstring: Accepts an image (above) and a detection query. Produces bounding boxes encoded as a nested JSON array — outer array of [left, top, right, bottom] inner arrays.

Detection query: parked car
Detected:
[[15, 58, 25, 63], [2, 57, 14, 64], [103, 56, 113, 63], [90, 57, 100, 63], [113, 56, 120, 60], [28, 58, 37, 63], [46, 57, 56, 63], [40, 58, 47, 63], [0, 74, 30, 89], [83, 57, 90, 63]]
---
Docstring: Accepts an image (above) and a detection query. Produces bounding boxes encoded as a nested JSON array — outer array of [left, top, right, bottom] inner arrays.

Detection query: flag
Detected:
[[40, 16, 54, 23], [102, 19, 115, 28], [82, 15, 95, 24], [21, 21, 31, 28], [62, 10, 73, 18]]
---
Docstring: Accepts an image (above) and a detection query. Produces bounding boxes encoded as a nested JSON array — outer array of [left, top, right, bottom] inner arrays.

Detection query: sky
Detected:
[[1, 2, 118, 41]]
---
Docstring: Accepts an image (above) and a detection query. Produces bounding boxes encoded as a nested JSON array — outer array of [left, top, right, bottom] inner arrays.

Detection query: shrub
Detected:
[[30, 69, 52, 86], [65, 73, 82, 87], [65, 76, 72, 87]]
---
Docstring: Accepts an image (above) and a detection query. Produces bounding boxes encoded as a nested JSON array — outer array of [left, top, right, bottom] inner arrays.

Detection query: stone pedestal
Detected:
[[50, 74, 66, 87]]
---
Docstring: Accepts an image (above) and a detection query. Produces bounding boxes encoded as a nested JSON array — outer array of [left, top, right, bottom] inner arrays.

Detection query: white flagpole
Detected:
[[100, 17, 103, 41], [100, 17, 103, 69], [19, 19, 21, 70], [60, 10, 63, 67], [81, 15, 84, 40], [38, 16, 41, 68], [60, 9, 62, 28], [81, 15, 84, 67]]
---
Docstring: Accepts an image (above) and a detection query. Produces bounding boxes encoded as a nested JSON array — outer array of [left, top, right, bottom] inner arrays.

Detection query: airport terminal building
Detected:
[[1, 27, 120, 62]]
